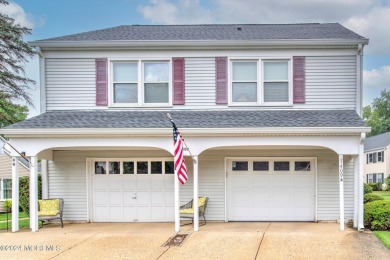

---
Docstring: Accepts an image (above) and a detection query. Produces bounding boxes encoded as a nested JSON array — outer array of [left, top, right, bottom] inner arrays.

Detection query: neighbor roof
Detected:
[[364, 131, 390, 151], [31, 23, 367, 43], [5, 110, 366, 129]]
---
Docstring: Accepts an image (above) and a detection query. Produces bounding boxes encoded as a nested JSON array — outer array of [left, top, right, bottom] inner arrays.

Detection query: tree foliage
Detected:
[[0, 98, 28, 127], [0, 0, 35, 125], [363, 90, 390, 137]]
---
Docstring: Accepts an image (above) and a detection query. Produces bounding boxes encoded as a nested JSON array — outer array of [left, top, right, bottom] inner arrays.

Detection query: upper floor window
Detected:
[[230, 59, 291, 106], [367, 151, 384, 164], [112, 61, 170, 106]]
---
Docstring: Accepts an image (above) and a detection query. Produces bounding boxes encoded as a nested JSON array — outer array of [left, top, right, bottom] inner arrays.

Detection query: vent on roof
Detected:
[[236, 26, 242, 31]]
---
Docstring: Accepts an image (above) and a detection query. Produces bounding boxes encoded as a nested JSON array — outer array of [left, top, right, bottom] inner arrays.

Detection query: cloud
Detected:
[[0, 1, 35, 28], [344, 6, 390, 55], [363, 66, 390, 89]]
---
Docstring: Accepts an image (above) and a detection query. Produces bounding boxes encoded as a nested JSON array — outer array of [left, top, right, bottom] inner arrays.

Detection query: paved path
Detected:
[[0, 222, 388, 259]]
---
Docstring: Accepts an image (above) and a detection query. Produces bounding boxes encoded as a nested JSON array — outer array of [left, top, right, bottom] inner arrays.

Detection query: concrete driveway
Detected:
[[0, 222, 388, 259]]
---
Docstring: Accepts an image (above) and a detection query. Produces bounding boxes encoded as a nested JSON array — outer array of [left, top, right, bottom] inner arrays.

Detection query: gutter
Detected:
[[0, 126, 371, 138], [28, 39, 369, 50]]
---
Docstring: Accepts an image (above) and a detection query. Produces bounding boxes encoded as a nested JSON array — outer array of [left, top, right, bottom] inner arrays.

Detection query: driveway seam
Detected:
[[48, 233, 100, 259], [254, 222, 271, 260]]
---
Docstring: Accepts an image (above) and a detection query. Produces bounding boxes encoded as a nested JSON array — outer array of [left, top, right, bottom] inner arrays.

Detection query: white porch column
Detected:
[[29, 156, 39, 232], [174, 164, 180, 233], [353, 155, 359, 228], [41, 159, 48, 199], [339, 154, 344, 231], [11, 157, 20, 232], [193, 155, 199, 232], [358, 134, 365, 230]]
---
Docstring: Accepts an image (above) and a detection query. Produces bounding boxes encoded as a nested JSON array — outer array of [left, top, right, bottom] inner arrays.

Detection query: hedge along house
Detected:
[[0, 24, 369, 232]]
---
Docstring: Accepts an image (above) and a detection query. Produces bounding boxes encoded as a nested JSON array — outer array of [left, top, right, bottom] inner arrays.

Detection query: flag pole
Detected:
[[0, 136, 32, 165]]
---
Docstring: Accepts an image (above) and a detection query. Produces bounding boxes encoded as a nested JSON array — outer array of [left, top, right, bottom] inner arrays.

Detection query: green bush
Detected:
[[19, 175, 42, 214], [364, 193, 384, 204], [3, 200, 12, 212], [364, 183, 373, 194], [368, 183, 381, 191], [385, 176, 390, 191], [364, 200, 390, 230]]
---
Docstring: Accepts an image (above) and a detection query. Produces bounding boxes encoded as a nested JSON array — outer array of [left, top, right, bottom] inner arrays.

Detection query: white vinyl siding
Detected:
[[45, 58, 96, 110], [184, 57, 216, 106], [300, 56, 357, 109]]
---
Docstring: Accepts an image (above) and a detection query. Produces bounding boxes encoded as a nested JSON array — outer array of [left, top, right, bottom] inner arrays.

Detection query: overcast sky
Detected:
[[2, 0, 390, 117]]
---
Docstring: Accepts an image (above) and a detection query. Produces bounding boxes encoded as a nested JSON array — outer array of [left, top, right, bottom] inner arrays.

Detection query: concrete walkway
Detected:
[[0, 222, 388, 259]]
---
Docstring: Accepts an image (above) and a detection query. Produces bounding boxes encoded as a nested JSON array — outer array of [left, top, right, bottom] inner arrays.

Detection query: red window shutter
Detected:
[[215, 57, 228, 104], [293, 56, 305, 104], [172, 58, 185, 105], [95, 58, 108, 106]]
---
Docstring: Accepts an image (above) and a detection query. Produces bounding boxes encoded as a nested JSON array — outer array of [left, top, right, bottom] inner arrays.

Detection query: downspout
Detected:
[[35, 47, 46, 114], [356, 44, 363, 116]]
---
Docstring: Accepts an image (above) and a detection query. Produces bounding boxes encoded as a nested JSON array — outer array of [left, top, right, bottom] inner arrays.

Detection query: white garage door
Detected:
[[92, 159, 175, 222], [227, 157, 316, 221]]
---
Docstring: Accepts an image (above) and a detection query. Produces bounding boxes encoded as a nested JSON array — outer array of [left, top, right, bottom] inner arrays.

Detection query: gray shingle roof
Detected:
[[36, 23, 366, 42], [5, 110, 366, 129], [364, 131, 390, 151]]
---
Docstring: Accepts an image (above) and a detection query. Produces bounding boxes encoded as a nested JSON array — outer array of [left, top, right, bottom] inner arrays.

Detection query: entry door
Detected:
[[92, 159, 175, 222], [227, 158, 316, 221]]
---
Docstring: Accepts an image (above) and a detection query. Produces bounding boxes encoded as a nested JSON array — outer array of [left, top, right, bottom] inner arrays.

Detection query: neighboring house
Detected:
[[0, 151, 30, 212], [364, 131, 390, 183], [0, 23, 370, 232]]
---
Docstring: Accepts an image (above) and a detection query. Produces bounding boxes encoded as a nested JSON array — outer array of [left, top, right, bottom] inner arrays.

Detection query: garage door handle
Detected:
[[132, 196, 137, 199]]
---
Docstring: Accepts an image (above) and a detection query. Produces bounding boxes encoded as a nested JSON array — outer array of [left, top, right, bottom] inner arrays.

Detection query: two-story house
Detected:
[[364, 131, 390, 184], [0, 24, 369, 232]]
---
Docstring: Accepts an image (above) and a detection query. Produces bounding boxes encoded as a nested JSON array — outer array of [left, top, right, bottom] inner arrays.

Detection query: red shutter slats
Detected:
[[293, 56, 305, 104], [95, 58, 108, 106], [172, 58, 185, 105], [215, 57, 228, 104]]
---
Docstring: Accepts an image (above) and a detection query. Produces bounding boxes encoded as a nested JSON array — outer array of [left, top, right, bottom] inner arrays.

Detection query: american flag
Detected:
[[172, 122, 188, 185]]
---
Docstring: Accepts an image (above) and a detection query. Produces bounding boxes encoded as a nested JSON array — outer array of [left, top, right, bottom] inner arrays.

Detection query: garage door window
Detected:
[[295, 161, 311, 171], [253, 161, 269, 171], [274, 161, 290, 171], [151, 161, 163, 174], [232, 161, 248, 171], [137, 161, 148, 174], [109, 161, 120, 174], [123, 161, 134, 174], [165, 161, 174, 174], [95, 162, 106, 174]]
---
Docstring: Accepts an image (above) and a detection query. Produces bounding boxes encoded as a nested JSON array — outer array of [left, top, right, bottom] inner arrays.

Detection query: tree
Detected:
[[0, 98, 28, 127], [363, 90, 390, 137], [0, 0, 35, 125]]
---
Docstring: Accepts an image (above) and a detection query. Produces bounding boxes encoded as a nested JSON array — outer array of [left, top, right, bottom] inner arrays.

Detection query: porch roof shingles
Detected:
[[34, 23, 366, 42], [5, 110, 366, 129]]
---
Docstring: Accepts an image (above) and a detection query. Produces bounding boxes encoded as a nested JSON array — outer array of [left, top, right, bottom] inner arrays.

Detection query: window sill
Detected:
[[109, 104, 173, 108], [229, 103, 293, 107]]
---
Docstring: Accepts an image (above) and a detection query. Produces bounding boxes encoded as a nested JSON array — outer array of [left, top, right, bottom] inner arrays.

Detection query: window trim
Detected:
[[109, 59, 172, 107], [229, 57, 293, 107]]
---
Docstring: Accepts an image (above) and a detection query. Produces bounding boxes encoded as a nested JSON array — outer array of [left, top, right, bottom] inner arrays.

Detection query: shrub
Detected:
[[364, 193, 384, 204], [364, 200, 390, 230], [3, 200, 12, 212], [364, 183, 373, 194], [19, 175, 42, 214], [368, 183, 381, 191]]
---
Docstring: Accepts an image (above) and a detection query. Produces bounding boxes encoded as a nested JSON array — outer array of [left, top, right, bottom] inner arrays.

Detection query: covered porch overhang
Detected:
[[1, 128, 368, 233]]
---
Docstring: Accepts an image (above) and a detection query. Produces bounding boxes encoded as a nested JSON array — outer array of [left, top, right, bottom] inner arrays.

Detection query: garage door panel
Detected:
[[293, 175, 314, 188], [252, 189, 271, 203], [272, 175, 292, 188], [151, 191, 164, 205], [151, 207, 165, 220], [137, 207, 151, 220], [164, 176, 174, 189], [109, 206, 122, 221], [253, 207, 271, 218], [109, 191, 122, 205], [165, 191, 174, 205], [122, 177, 136, 190], [137, 176, 150, 189], [230, 176, 250, 187], [293, 206, 314, 219], [123, 192, 137, 205], [137, 191, 150, 205], [229, 206, 251, 219], [94, 206, 108, 221], [94, 176, 108, 189], [230, 189, 251, 205], [109, 176, 122, 188], [273, 190, 293, 203], [123, 206, 137, 221], [165, 206, 175, 219], [293, 190, 314, 204], [151, 176, 164, 189], [252, 175, 271, 187], [272, 206, 293, 219], [94, 190, 108, 205]]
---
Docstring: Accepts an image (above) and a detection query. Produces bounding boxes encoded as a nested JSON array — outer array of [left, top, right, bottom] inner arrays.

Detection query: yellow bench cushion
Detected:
[[180, 197, 207, 214], [38, 199, 60, 216]]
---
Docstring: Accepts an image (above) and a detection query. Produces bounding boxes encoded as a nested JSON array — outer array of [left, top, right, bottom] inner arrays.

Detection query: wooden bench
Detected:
[[38, 198, 64, 228]]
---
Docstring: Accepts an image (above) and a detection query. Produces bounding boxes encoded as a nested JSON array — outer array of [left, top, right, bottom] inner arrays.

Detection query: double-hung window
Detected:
[[231, 59, 291, 105], [112, 61, 170, 106]]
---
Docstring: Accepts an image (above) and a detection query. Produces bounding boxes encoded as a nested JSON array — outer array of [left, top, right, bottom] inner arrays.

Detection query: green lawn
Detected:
[[373, 191, 390, 201], [0, 212, 30, 230], [374, 231, 390, 250]]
